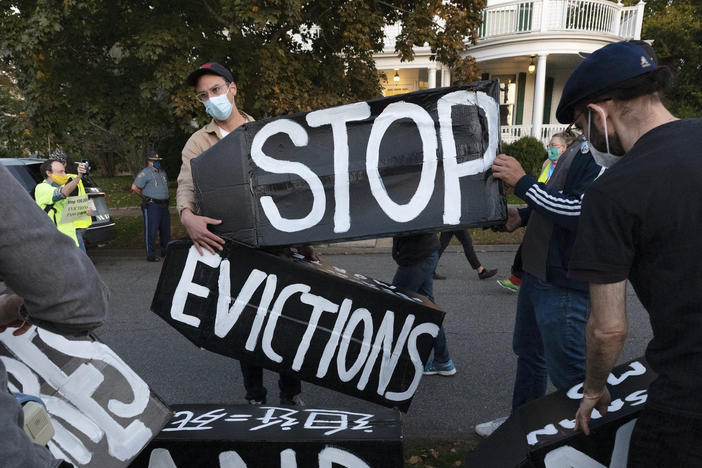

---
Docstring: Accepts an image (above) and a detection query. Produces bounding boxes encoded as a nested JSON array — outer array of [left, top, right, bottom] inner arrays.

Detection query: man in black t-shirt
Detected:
[[557, 41, 702, 466]]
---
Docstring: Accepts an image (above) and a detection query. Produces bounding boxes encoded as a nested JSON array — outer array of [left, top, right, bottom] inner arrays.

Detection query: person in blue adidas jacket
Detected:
[[475, 136, 603, 436]]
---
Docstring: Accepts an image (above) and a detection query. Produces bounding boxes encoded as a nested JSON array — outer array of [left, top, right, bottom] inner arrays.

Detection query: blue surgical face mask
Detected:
[[547, 145, 560, 162], [153, 161, 161, 169], [204, 92, 233, 121]]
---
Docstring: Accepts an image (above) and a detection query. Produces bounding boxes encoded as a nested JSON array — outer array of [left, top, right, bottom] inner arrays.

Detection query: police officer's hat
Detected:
[[146, 151, 163, 161]]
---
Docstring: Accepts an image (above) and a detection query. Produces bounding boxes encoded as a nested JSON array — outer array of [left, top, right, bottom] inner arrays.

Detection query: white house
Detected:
[[373, 0, 646, 143]]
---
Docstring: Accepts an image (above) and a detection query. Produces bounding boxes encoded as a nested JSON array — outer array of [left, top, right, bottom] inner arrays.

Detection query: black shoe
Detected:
[[433, 271, 446, 280], [247, 398, 266, 405], [146, 256, 160, 262], [478, 268, 497, 280], [160, 249, 167, 258]]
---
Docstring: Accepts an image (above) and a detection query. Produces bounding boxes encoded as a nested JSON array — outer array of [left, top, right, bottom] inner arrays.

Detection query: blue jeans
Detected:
[[392, 251, 449, 363], [511, 272, 589, 410], [75, 228, 87, 253]]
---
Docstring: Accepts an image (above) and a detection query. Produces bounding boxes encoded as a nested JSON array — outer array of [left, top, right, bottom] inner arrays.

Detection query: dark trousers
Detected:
[[240, 362, 301, 403], [438, 230, 480, 270], [511, 244, 523, 279], [627, 406, 702, 467], [142, 202, 170, 258]]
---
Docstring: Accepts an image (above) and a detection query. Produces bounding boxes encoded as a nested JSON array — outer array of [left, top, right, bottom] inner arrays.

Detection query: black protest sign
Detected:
[[465, 358, 657, 467], [191, 80, 505, 247], [0, 327, 171, 468], [131, 404, 403, 468], [151, 240, 444, 412]]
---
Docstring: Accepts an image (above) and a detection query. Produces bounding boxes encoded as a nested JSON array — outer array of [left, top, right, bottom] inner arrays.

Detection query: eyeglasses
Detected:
[[195, 82, 230, 103], [566, 97, 613, 134]]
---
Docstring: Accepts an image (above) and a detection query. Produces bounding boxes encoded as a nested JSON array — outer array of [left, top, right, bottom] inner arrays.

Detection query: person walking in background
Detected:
[[392, 233, 456, 377], [433, 230, 497, 281], [497, 131, 576, 293], [132, 151, 170, 262]]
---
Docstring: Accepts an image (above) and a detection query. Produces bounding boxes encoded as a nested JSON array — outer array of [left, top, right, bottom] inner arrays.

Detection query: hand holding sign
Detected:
[[180, 208, 225, 255], [575, 386, 611, 436]]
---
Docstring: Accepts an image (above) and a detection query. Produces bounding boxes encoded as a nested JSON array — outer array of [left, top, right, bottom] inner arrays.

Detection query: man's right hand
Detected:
[[504, 206, 522, 232], [180, 209, 225, 255]]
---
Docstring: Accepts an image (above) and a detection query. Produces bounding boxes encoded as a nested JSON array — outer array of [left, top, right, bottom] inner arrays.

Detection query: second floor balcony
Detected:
[[381, 0, 645, 52]]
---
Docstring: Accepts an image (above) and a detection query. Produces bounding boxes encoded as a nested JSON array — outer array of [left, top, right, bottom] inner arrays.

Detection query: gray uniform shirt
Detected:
[[134, 166, 169, 200], [0, 164, 109, 467]]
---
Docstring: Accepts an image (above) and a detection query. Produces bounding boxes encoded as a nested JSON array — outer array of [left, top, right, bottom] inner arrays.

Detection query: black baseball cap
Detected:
[[185, 62, 234, 87], [556, 41, 658, 124]]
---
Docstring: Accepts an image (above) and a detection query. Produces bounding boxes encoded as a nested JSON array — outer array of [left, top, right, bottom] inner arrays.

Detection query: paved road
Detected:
[[90, 246, 651, 441]]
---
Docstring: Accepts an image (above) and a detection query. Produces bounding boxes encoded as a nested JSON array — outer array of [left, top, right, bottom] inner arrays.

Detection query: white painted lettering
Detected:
[[357, 311, 414, 394], [384, 322, 438, 402], [292, 293, 339, 371], [262, 283, 311, 363], [306, 102, 371, 233], [316, 299, 352, 379], [439, 90, 499, 224], [215, 265, 268, 338], [171, 246, 221, 327], [336, 308, 373, 382], [366, 102, 438, 222], [245, 274, 278, 351], [251, 119, 325, 232]]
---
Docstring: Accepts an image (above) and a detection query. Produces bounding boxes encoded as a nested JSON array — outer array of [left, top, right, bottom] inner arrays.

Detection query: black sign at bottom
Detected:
[[130, 404, 403, 467]]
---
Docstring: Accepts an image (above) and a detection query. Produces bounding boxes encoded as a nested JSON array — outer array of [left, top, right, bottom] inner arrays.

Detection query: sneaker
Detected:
[[497, 279, 520, 292], [475, 416, 508, 437], [247, 399, 266, 405], [146, 256, 160, 262], [280, 394, 305, 406], [433, 271, 446, 280], [423, 359, 456, 376], [478, 268, 498, 280]]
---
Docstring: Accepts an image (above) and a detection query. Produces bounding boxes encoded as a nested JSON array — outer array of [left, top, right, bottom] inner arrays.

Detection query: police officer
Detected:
[[131, 152, 170, 262]]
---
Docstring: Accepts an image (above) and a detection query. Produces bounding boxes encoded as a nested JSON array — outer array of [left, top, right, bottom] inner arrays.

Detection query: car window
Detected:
[[5, 164, 41, 193]]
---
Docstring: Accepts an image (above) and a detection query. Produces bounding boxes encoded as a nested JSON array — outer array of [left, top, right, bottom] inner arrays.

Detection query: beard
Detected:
[[588, 118, 626, 156]]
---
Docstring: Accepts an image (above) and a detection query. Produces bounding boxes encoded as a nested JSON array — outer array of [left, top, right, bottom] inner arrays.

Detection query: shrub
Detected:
[[501, 136, 547, 178]]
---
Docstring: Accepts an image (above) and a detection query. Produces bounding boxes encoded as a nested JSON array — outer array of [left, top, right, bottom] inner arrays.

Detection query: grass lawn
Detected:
[[92, 175, 177, 209]]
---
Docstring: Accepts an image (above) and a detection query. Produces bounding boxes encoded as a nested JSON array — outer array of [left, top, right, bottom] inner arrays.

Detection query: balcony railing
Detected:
[[380, 0, 643, 51], [477, 0, 645, 40], [501, 124, 570, 144]]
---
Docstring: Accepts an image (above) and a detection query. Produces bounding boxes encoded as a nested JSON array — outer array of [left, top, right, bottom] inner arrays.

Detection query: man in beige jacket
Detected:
[[177, 62, 307, 406]]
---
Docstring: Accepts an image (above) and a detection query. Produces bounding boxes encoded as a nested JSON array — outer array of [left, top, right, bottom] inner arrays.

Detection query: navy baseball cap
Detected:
[[556, 41, 658, 124], [186, 62, 234, 86]]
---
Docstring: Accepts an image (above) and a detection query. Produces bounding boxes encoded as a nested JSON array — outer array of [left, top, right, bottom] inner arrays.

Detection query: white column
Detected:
[[441, 66, 451, 87], [531, 54, 548, 139], [428, 64, 437, 89], [634, 1, 645, 40], [540, 0, 549, 32]]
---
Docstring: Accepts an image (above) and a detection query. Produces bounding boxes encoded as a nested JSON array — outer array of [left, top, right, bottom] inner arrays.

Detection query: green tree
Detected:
[[641, 0, 702, 117], [0, 0, 485, 174]]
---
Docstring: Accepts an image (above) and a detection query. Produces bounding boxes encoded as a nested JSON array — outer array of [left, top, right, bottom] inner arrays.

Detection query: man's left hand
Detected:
[[492, 154, 527, 186], [575, 386, 611, 436]]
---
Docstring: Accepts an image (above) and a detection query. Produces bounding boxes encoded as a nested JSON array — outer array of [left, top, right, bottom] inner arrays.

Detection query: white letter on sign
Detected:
[[171, 245, 222, 327], [439, 90, 499, 224], [306, 102, 371, 233], [366, 101, 438, 223], [251, 119, 325, 232]]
